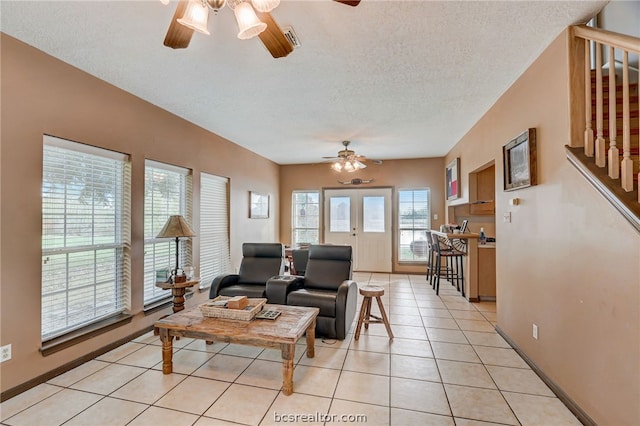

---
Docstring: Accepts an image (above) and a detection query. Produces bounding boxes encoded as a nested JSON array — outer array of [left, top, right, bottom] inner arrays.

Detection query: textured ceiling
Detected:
[[1, 0, 606, 165]]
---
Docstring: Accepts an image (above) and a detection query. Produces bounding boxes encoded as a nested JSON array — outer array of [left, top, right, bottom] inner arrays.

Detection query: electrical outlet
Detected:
[[1, 344, 11, 362], [503, 212, 512, 223], [532, 324, 538, 340], [433, 213, 438, 220]]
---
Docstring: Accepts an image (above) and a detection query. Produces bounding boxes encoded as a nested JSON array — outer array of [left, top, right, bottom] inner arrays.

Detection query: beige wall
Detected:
[[445, 30, 640, 425], [279, 158, 446, 274], [0, 35, 280, 393]]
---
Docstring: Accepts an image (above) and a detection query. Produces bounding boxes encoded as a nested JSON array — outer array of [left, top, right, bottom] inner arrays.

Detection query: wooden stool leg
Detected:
[[354, 297, 369, 340], [375, 296, 394, 339], [363, 297, 372, 330]]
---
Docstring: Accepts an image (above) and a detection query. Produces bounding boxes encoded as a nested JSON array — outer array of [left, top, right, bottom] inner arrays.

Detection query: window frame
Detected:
[[397, 188, 431, 263], [41, 135, 131, 341], [291, 190, 320, 247], [143, 160, 192, 307], [199, 172, 232, 290]]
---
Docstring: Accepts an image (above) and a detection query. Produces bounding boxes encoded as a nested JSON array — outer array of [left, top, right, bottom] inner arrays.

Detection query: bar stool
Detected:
[[355, 286, 394, 340], [430, 232, 466, 297]]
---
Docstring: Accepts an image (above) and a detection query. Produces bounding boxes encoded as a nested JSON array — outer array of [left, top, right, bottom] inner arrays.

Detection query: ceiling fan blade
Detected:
[[256, 12, 293, 58], [334, 0, 361, 6], [164, 0, 194, 49]]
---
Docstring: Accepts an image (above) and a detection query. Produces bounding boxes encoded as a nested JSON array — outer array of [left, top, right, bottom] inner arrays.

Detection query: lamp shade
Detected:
[[156, 215, 196, 239], [178, 0, 211, 35], [234, 1, 266, 40], [251, 0, 279, 13]]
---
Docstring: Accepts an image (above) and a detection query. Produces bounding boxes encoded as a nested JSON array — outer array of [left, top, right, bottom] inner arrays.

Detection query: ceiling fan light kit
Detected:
[[251, 0, 280, 13], [332, 158, 366, 173], [325, 140, 381, 173], [234, 1, 267, 39], [177, 0, 211, 35]]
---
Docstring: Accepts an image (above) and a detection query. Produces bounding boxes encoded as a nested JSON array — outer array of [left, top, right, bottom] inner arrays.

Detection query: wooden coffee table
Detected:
[[154, 304, 319, 395]]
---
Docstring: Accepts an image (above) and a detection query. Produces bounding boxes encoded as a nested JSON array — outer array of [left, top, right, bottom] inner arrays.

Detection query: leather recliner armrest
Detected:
[[209, 274, 240, 299], [266, 275, 303, 304], [335, 280, 358, 340]]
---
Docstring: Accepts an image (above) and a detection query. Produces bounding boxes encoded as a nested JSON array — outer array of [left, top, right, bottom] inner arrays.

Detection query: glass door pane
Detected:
[[362, 196, 385, 233], [329, 196, 351, 232]]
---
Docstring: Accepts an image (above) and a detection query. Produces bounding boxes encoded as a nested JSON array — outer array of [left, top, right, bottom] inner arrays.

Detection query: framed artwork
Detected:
[[249, 191, 269, 218], [446, 158, 460, 200], [503, 128, 537, 191]]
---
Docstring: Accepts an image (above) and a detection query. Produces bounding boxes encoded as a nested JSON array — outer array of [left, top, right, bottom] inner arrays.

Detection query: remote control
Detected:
[[255, 310, 281, 320]]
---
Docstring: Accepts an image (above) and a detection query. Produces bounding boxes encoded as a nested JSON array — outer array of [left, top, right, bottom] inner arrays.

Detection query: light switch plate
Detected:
[[503, 212, 511, 223]]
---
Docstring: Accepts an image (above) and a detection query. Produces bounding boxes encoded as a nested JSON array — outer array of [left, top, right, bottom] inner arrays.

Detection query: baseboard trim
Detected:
[[1, 326, 153, 402], [495, 326, 596, 426]]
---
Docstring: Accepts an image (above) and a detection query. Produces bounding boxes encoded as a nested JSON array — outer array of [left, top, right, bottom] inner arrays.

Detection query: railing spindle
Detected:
[[607, 46, 619, 179], [584, 40, 594, 157], [595, 43, 606, 167], [620, 51, 633, 192]]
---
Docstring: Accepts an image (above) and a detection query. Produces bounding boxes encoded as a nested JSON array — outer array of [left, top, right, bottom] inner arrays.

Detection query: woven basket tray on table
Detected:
[[198, 296, 267, 321]]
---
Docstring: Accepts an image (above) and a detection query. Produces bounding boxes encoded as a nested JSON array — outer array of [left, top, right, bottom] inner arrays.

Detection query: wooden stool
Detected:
[[355, 286, 394, 340]]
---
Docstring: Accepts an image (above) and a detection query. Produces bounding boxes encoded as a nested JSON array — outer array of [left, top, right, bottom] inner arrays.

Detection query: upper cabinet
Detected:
[[469, 165, 495, 215]]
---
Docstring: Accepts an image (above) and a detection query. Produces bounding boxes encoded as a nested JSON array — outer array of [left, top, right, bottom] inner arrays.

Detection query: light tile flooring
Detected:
[[1, 273, 581, 426]]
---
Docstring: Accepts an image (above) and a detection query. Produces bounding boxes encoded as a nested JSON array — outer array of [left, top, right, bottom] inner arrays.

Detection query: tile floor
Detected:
[[0, 273, 581, 426]]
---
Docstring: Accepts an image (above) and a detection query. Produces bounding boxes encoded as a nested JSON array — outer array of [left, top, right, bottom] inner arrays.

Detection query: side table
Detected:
[[155, 280, 199, 313], [154, 280, 199, 337]]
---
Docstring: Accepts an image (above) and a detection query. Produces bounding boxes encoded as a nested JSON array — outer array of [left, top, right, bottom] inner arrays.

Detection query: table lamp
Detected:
[[156, 215, 196, 283]]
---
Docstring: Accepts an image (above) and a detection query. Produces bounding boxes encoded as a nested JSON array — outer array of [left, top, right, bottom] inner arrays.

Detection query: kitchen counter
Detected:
[[431, 231, 496, 301], [431, 231, 480, 301]]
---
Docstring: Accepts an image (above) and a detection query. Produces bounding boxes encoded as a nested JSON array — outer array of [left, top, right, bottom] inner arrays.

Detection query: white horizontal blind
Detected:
[[292, 191, 320, 246], [144, 160, 192, 305], [398, 188, 431, 262], [42, 135, 130, 340], [199, 173, 232, 289]]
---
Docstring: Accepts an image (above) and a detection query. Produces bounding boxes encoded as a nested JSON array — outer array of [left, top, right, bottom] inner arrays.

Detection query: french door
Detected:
[[323, 188, 392, 272]]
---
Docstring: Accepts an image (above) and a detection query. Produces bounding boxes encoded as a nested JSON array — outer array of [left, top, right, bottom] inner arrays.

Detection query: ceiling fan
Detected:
[[162, 0, 361, 59], [323, 140, 382, 173]]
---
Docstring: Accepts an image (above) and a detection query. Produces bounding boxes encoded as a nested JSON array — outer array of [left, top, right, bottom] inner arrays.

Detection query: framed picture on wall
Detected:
[[249, 191, 269, 218], [503, 128, 537, 191], [446, 158, 460, 200]]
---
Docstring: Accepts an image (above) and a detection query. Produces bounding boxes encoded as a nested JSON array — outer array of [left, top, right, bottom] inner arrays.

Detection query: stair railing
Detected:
[[571, 25, 640, 202]]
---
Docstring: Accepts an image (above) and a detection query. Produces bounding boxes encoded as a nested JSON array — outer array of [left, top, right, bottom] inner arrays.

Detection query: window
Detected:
[[144, 160, 192, 305], [398, 189, 430, 262], [199, 173, 232, 290], [292, 191, 319, 246], [42, 136, 130, 340]]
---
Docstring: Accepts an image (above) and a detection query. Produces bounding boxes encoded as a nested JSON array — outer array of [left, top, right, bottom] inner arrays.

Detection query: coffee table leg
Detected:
[[306, 319, 316, 358], [159, 328, 174, 374], [281, 343, 295, 396]]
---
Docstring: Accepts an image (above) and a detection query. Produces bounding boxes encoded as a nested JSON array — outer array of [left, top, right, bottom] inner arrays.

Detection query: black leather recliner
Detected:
[[280, 245, 358, 340], [292, 249, 309, 276], [210, 243, 284, 300]]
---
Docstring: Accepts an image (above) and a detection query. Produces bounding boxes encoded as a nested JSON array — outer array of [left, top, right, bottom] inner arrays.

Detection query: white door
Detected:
[[323, 188, 392, 272]]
